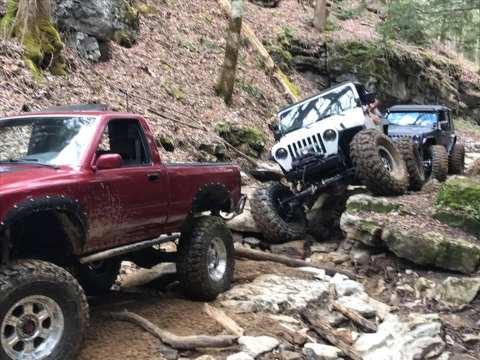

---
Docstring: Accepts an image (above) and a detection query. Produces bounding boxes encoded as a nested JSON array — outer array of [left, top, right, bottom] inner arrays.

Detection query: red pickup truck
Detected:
[[0, 107, 244, 360]]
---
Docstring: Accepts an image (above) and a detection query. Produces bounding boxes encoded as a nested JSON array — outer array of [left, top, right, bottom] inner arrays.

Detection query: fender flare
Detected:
[[0, 196, 88, 260]]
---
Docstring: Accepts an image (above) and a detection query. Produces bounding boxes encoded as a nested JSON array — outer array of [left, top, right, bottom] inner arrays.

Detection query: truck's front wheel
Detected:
[[449, 142, 465, 175], [351, 129, 408, 196], [397, 138, 425, 191], [251, 182, 307, 244], [0, 260, 88, 360], [426, 145, 449, 182], [178, 216, 235, 301]]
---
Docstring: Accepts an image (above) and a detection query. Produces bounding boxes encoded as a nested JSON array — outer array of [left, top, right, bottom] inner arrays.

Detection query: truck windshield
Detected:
[[0, 116, 99, 166], [278, 85, 358, 135], [387, 112, 438, 128]]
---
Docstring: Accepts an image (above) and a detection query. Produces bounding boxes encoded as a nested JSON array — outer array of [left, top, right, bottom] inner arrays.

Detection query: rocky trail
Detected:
[[74, 130, 480, 360]]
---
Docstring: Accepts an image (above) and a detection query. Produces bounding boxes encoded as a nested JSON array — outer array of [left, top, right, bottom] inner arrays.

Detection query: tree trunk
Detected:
[[313, 0, 327, 32], [216, 0, 243, 105]]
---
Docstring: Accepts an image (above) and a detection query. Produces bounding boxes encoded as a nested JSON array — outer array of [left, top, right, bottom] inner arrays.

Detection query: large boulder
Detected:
[[434, 177, 480, 237], [354, 313, 445, 360], [54, 0, 140, 60], [383, 229, 480, 274], [435, 277, 480, 306]]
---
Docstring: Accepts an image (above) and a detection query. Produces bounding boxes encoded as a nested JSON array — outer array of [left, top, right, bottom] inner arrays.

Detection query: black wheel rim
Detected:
[[424, 148, 433, 179]]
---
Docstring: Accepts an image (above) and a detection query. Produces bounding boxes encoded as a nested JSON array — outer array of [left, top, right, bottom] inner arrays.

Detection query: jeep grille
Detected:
[[287, 134, 326, 159]]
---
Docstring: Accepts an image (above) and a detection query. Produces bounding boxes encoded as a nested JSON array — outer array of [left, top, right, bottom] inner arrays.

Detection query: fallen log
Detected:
[[107, 310, 238, 350], [235, 247, 358, 279], [203, 304, 245, 337], [332, 302, 377, 333], [301, 309, 363, 360]]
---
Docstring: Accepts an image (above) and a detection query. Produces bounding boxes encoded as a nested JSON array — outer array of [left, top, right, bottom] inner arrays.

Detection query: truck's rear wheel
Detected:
[[449, 142, 465, 175], [251, 182, 307, 244], [0, 260, 88, 360], [77, 259, 121, 295], [397, 138, 425, 191], [351, 129, 408, 196], [426, 145, 448, 182], [178, 216, 234, 301]]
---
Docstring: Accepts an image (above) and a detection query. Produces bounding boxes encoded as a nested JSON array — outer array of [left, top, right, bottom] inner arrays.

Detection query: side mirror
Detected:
[[95, 154, 123, 170], [271, 124, 282, 141]]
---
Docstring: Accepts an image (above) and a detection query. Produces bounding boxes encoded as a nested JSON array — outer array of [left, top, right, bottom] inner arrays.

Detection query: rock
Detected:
[[422, 179, 441, 193], [330, 273, 365, 296], [467, 158, 480, 177], [215, 122, 266, 157], [0, 0, 6, 16], [251, 161, 284, 182], [238, 336, 279, 357], [350, 245, 371, 266], [67, 32, 102, 62], [433, 177, 480, 237], [220, 274, 329, 314], [249, 0, 282, 8], [158, 135, 175, 152], [280, 351, 303, 360], [346, 194, 402, 214], [194, 356, 215, 360], [309, 252, 350, 265], [340, 212, 383, 248], [435, 277, 480, 305], [336, 295, 377, 318], [303, 343, 342, 360], [382, 229, 480, 274], [227, 186, 260, 234], [354, 313, 445, 360], [316, 309, 348, 327], [227, 352, 254, 360], [270, 240, 306, 259], [310, 242, 339, 253], [463, 333, 480, 344], [54, 0, 140, 46]]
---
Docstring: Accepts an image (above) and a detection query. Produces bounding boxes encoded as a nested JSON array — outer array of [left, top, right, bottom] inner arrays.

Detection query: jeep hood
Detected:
[[0, 165, 73, 193], [388, 125, 436, 137]]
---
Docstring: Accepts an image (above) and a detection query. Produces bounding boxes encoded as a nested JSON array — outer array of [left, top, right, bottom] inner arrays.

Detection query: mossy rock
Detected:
[[157, 135, 175, 152], [435, 177, 480, 236], [215, 122, 266, 157], [340, 212, 383, 248], [346, 194, 402, 214], [382, 229, 480, 274]]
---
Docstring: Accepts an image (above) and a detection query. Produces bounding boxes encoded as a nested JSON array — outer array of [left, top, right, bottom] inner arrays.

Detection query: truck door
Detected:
[[93, 118, 169, 245]]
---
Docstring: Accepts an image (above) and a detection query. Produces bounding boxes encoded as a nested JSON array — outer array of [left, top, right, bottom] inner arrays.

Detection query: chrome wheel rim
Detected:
[[1, 295, 64, 360], [207, 237, 227, 282], [378, 147, 394, 173]]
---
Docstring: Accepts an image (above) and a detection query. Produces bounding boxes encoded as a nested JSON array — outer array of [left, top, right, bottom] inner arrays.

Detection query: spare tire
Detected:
[[251, 182, 307, 244], [397, 138, 425, 191], [350, 129, 408, 196]]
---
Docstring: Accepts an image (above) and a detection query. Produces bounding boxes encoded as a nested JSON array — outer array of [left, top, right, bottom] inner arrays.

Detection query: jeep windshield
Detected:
[[0, 116, 99, 167], [278, 85, 358, 135], [387, 112, 438, 128]]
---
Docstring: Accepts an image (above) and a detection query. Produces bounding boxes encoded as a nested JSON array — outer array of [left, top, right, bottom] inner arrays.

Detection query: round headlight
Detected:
[[275, 148, 288, 159], [323, 129, 337, 142]]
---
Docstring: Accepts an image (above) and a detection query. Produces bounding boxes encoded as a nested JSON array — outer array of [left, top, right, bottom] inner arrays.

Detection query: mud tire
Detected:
[[178, 216, 234, 301], [397, 138, 425, 191], [350, 129, 408, 196], [251, 182, 307, 244], [429, 145, 449, 182], [449, 142, 465, 175], [0, 260, 88, 360], [78, 259, 121, 295]]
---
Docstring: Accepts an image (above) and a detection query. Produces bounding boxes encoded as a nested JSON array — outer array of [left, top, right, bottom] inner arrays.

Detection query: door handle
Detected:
[[147, 173, 161, 182]]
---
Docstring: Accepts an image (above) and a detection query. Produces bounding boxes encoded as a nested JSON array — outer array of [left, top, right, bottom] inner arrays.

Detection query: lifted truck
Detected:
[[386, 105, 465, 183], [0, 107, 245, 360]]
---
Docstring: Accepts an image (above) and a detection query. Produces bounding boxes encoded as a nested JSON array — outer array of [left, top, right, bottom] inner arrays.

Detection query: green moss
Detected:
[[121, 0, 140, 27], [23, 58, 42, 80], [215, 122, 266, 156], [347, 196, 401, 214], [277, 70, 301, 98], [157, 135, 175, 152], [0, 0, 17, 34], [135, 2, 157, 15], [113, 30, 135, 48]]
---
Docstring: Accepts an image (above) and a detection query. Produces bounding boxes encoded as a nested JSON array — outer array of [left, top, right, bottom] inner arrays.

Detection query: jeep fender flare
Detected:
[[0, 196, 88, 262]]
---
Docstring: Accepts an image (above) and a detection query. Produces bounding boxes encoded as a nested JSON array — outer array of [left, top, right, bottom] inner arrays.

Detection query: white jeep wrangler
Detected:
[[252, 82, 415, 243]]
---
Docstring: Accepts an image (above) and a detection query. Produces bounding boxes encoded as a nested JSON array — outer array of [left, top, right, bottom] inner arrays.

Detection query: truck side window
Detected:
[[96, 119, 150, 166]]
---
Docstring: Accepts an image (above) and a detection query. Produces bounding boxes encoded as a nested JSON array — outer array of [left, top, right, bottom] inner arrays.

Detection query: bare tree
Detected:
[[216, 0, 243, 105], [313, 0, 327, 31]]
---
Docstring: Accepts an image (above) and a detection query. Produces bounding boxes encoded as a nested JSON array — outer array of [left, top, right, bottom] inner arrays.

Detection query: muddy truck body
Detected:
[[0, 108, 244, 360]]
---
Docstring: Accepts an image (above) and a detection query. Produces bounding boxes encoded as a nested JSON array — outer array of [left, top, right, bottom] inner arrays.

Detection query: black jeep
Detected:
[[386, 105, 465, 184]]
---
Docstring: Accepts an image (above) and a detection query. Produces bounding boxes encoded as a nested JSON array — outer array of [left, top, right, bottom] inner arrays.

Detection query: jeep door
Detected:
[[92, 118, 169, 246]]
